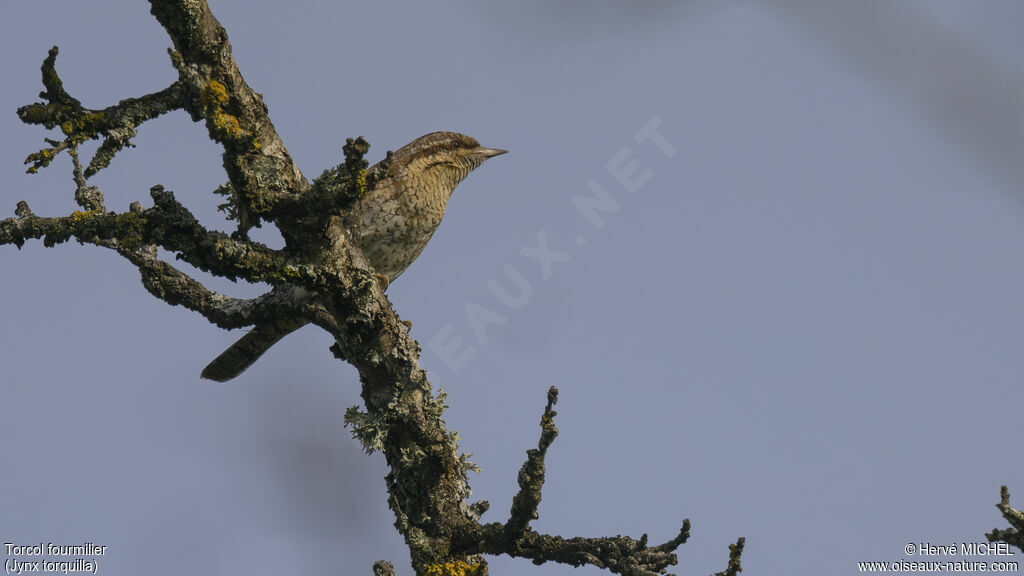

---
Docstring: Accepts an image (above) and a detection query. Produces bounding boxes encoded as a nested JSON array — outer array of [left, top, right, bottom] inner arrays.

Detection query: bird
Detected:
[[200, 132, 507, 382]]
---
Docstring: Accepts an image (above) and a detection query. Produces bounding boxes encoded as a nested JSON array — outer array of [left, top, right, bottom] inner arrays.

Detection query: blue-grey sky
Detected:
[[2, 2, 1023, 575]]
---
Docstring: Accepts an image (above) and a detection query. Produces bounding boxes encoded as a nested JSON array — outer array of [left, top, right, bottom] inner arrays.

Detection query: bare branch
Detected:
[[987, 486, 1024, 552], [713, 538, 745, 576], [506, 387, 559, 539], [17, 46, 184, 178], [450, 388, 744, 575], [116, 245, 331, 332], [68, 146, 104, 211], [0, 186, 284, 282], [468, 521, 693, 576], [0, 186, 338, 334]]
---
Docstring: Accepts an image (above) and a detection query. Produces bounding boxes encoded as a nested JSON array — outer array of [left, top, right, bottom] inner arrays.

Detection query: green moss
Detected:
[[59, 111, 105, 137], [111, 211, 146, 249], [343, 136, 371, 199], [41, 47, 64, 96], [18, 103, 51, 125]]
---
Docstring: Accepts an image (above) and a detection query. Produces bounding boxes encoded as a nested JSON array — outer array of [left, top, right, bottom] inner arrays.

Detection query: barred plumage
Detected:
[[201, 132, 505, 382]]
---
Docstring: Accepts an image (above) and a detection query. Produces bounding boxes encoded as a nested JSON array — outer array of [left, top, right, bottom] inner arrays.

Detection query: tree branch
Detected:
[[447, 388, 744, 576], [117, 244, 334, 332], [987, 486, 1024, 552], [18, 46, 184, 178], [148, 0, 305, 236], [506, 387, 559, 539], [5, 2, 746, 574], [469, 521, 691, 576], [714, 538, 745, 576], [372, 560, 397, 576], [0, 186, 283, 283]]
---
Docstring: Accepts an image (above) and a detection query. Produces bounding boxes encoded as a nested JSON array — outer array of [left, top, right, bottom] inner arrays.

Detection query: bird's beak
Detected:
[[478, 147, 508, 158]]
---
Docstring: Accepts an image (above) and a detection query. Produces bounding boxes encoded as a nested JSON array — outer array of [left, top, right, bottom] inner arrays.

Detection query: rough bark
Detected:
[[987, 487, 1024, 552]]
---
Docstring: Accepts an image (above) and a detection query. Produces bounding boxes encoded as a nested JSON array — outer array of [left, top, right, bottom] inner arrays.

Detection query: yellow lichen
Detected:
[[59, 112, 105, 136], [169, 51, 184, 70], [423, 561, 483, 576], [25, 147, 59, 174], [70, 209, 103, 222], [201, 79, 258, 149], [201, 79, 230, 106], [355, 167, 367, 197], [213, 110, 245, 138]]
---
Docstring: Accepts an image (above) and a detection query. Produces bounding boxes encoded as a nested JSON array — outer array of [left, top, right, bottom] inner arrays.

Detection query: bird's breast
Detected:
[[355, 176, 453, 281]]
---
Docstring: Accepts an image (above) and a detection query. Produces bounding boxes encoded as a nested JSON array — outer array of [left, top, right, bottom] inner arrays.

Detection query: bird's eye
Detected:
[[452, 142, 461, 149]]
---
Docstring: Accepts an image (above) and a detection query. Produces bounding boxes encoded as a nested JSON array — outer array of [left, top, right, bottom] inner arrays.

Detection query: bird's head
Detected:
[[392, 131, 507, 193]]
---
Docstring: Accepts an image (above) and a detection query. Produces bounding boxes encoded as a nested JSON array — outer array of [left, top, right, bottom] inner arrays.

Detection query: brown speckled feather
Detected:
[[201, 132, 505, 381]]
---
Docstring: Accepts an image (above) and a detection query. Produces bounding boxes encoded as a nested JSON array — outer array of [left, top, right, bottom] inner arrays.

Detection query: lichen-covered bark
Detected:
[[1, 2, 744, 574], [987, 487, 1024, 552]]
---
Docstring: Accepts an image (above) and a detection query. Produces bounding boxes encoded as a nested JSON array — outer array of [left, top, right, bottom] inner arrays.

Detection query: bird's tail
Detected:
[[201, 320, 304, 382]]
